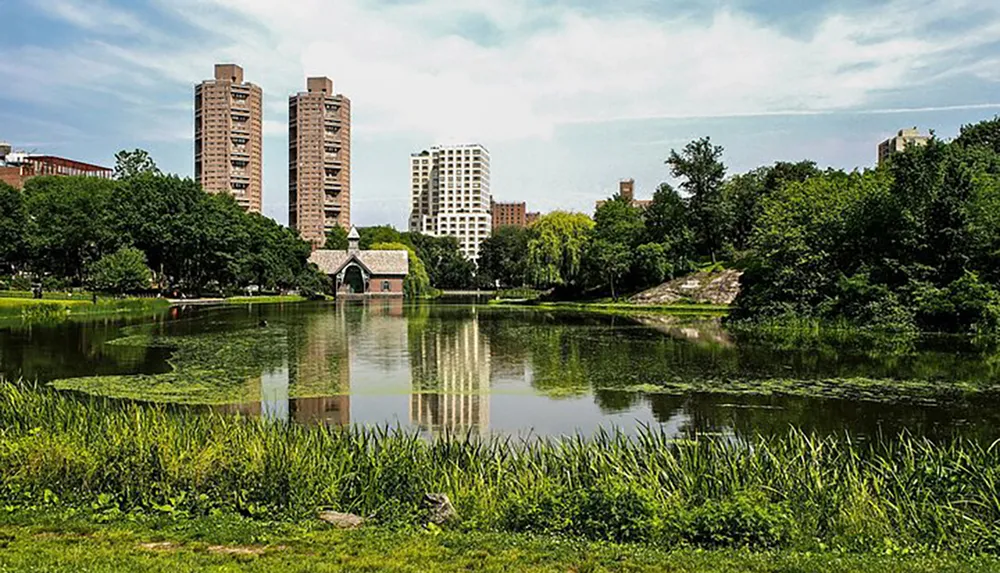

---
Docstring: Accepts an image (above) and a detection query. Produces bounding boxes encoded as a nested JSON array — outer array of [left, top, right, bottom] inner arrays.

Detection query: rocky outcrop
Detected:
[[423, 493, 458, 525], [318, 511, 365, 529], [630, 269, 743, 306]]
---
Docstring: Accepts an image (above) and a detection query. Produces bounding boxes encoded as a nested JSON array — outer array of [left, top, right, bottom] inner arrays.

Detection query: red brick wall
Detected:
[[0, 167, 25, 190], [370, 276, 405, 295]]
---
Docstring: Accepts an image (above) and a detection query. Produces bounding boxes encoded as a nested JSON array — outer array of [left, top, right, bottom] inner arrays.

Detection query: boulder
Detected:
[[423, 493, 458, 525], [318, 511, 365, 529]]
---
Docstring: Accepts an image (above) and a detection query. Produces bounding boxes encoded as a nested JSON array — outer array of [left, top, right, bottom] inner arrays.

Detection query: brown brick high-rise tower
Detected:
[[289, 77, 351, 249], [194, 64, 263, 213]]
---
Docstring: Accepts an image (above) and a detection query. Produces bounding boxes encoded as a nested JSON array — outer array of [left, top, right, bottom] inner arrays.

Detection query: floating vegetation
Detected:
[[49, 326, 343, 404]]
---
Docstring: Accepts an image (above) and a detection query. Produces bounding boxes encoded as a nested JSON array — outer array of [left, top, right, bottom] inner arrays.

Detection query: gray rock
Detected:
[[317, 511, 365, 529], [423, 493, 458, 525], [630, 269, 744, 306]]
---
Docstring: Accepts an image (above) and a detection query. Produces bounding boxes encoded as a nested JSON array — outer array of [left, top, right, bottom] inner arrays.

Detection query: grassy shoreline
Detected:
[[224, 295, 311, 305], [1, 514, 993, 572], [488, 299, 731, 316], [0, 296, 170, 322], [2, 379, 999, 558]]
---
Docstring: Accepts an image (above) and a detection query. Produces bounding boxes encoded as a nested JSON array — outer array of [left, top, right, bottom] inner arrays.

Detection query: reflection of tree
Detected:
[[0, 317, 171, 383], [593, 389, 643, 414], [408, 307, 490, 435]]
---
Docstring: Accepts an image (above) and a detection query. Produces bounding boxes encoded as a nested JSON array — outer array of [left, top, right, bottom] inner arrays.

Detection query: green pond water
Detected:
[[3, 299, 1000, 440]]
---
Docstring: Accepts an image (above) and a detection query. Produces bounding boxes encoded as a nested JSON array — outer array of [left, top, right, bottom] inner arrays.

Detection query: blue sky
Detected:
[[2, 0, 999, 227]]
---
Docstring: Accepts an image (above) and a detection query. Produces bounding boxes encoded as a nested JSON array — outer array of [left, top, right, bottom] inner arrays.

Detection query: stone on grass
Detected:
[[423, 493, 458, 525], [318, 511, 365, 529]]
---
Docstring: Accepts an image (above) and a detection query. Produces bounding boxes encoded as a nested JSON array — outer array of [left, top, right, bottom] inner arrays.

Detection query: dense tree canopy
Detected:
[[2, 151, 321, 297], [478, 226, 530, 287], [114, 149, 161, 180], [0, 182, 27, 275], [733, 129, 1000, 334]]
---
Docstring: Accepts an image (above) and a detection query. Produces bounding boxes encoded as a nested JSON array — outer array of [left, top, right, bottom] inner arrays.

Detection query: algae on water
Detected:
[[50, 326, 345, 405]]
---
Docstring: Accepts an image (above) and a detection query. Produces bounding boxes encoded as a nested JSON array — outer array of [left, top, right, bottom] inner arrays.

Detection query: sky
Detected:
[[1, 0, 999, 227]]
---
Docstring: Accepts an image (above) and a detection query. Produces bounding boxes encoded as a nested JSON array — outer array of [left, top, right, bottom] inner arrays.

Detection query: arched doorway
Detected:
[[342, 265, 366, 294]]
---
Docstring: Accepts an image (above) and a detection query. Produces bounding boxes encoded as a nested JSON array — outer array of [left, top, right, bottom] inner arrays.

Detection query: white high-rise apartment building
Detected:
[[409, 144, 492, 260]]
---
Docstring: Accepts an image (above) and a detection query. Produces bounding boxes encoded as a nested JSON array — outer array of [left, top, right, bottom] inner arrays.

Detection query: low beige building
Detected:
[[877, 127, 930, 165]]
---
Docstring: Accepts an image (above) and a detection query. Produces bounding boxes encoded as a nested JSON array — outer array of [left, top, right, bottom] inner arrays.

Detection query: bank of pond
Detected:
[[3, 300, 1000, 562], [1, 378, 1000, 556]]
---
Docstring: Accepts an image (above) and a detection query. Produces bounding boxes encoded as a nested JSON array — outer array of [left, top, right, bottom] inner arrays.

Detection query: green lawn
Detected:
[[225, 295, 310, 305], [0, 516, 994, 573], [0, 297, 169, 321]]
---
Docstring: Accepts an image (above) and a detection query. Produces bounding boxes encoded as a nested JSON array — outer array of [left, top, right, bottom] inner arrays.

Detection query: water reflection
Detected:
[[7, 300, 1000, 440]]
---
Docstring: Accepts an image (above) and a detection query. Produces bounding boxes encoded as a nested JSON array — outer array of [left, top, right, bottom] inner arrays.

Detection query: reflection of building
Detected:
[[289, 76, 352, 249], [409, 313, 491, 434], [195, 64, 263, 213], [596, 179, 652, 210], [310, 227, 409, 296], [878, 127, 930, 165], [409, 143, 492, 260]]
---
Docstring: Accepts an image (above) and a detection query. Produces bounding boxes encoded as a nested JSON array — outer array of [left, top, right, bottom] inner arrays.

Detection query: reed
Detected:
[[1, 379, 998, 554]]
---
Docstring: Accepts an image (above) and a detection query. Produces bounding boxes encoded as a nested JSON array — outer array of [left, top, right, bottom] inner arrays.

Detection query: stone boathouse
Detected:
[[309, 227, 409, 296]]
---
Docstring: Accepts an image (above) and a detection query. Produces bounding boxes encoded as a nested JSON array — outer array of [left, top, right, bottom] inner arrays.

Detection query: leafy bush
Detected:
[[87, 247, 152, 294]]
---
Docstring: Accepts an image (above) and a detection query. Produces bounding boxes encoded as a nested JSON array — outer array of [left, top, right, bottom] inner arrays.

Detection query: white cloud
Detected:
[[9, 0, 1000, 145], [36, 0, 144, 34]]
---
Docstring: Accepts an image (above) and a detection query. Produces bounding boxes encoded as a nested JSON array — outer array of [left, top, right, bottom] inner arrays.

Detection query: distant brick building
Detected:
[[289, 76, 352, 249], [491, 200, 541, 230], [0, 147, 112, 190], [596, 179, 652, 211], [195, 64, 263, 213]]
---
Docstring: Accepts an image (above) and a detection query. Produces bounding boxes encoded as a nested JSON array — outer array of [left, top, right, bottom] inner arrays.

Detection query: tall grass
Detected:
[[1, 379, 998, 553]]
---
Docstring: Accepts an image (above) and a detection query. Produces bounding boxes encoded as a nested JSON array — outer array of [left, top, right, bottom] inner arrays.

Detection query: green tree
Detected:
[[633, 243, 671, 287], [526, 212, 595, 287], [955, 116, 1000, 155], [724, 161, 820, 252], [23, 176, 118, 284], [236, 212, 312, 291], [114, 149, 161, 180], [88, 247, 152, 294], [592, 194, 644, 247], [371, 242, 431, 298], [107, 173, 206, 288], [360, 226, 407, 250], [666, 137, 728, 260], [478, 226, 530, 287], [324, 227, 349, 250], [407, 233, 474, 289], [0, 181, 27, 274], [583, 239, 631, 300]]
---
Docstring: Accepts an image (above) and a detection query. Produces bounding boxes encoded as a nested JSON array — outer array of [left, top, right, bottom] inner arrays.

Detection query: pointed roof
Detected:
[[347, 227, 360, 240], [309, 248, 409, 277]]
